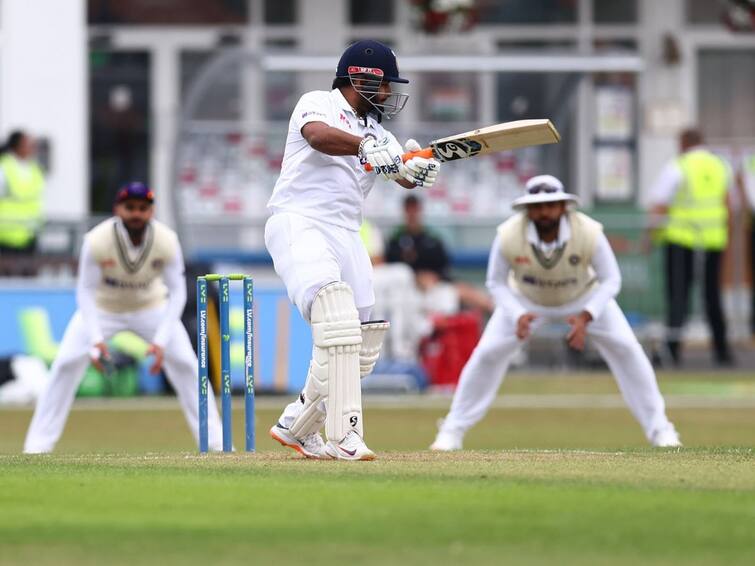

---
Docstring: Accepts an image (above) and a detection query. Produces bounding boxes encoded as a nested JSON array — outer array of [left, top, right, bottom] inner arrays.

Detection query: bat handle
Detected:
[[363, 148, 433, 172]]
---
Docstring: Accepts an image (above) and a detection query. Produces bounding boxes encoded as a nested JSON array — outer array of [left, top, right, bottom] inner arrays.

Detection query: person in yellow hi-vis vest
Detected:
[[0, 130, 45, 254], [649, 129, 734, 367]]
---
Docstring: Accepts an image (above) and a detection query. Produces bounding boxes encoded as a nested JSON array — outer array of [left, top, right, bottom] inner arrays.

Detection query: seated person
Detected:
[[386, 195, 492, 314]]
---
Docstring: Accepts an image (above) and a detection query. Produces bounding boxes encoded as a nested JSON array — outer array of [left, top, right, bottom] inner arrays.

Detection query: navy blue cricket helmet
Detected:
[[336, 40, 409, 84]]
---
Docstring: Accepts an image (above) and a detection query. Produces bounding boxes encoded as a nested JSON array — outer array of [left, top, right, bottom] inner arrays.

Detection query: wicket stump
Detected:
[[196, 274, 255, 453]]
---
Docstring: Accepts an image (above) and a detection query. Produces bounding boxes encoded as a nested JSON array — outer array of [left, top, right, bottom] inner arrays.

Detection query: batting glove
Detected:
[[359, 136, 405, 181], [402, 138, 440, 188]]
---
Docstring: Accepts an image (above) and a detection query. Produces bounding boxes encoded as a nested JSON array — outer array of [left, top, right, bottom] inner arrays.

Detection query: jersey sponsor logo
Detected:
[[301, 110, 326, 120], [100, 259, 116, 268], [568, 254, 581, 265], [347, 66, 384, 77], [521, 274, 579, 289], [431, 138, 482, 162], [151, 259, 165, 270], [514, 256, 531, 265], [339, 112, 352, 130], [103, 276, 152, 290]]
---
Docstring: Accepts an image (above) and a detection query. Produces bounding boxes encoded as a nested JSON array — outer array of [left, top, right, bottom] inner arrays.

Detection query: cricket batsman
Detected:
[[24, 182, 224, 453], [431, 175, 682, 451], [266, 40, 440, 460]]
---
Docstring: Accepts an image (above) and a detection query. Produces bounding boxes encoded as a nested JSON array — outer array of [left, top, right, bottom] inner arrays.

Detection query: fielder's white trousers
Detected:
[[440, 296, 674, 442], [24, 304, 224, 453], [265, 212, 374, 322]]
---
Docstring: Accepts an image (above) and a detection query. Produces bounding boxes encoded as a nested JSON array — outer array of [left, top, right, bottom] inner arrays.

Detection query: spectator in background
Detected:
[[387, 194, 493, 314], [648, 128, 734, 367], [361, 218, 432, 362], [0, 130, 45, 256]]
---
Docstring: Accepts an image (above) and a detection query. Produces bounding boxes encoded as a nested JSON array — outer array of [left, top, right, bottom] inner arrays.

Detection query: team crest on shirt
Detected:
[[339, 112, 352, 130], [100, 259, 116, 269], [569, 254, 581, 265], [152, 259, 164, 270], [514, 256, 531, 265]]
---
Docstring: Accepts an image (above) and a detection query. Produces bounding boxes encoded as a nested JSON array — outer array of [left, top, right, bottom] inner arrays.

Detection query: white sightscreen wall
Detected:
[[0, 0, 88, 220]]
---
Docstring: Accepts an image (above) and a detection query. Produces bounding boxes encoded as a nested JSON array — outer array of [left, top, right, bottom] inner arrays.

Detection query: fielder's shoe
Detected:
[[430, 430, 463, 451], [324, 430, 376, 461], [651, 426, 682, 448], [269, 423, 329, 459]]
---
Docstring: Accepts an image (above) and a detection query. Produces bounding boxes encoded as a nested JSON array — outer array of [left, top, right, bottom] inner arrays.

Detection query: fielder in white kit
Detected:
[[24, 182, 224, 453], [266, 40, 441, 460], [431, 175, 681, 451]]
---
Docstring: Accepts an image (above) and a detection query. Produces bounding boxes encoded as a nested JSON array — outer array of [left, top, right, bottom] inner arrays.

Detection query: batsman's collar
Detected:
[[511, 174, 579, 210], [115, 181, 154, 204], [332, 88, 377, 129]]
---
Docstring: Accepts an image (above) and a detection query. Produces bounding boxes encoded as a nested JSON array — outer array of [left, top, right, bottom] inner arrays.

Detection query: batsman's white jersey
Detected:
[[267, 88, 400, 233], [266, 88, 400, 321], [438, 211, 678, 445], [24, 218, 224, 453]]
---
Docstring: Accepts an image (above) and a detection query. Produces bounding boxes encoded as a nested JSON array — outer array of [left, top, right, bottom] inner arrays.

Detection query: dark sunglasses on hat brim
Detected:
[[527, 184, 561, 195]]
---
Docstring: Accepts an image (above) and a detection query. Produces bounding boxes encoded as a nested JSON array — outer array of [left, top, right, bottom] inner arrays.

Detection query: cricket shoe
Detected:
[[430, 430, 463, 451], [324, 430, 376, 461], [269, 424, 329, 459], [650, 426, 682, 448]]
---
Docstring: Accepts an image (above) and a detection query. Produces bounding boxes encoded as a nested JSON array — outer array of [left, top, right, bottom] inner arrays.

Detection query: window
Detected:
[[89, 51, 151, 213], [593, 0, 637, 23], [264, 0, 297, 25], [419, 73, 478, 122], [88, 0, 248, 25], [180, 51, 241, 120], [496, 72, 575, 195], [478, 0, 577, 24], [349, 0, 394, 25], [699, 50, 755, 140], [686, 0, 722, 24]]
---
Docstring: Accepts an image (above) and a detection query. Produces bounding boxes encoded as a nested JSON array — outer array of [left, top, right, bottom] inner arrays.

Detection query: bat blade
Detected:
[[429, 119, 560, 163], [362, 119, 560, 172]]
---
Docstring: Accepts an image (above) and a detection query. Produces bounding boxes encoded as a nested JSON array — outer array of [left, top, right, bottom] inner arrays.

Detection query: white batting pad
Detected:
[[289, 282, 363, 441], [360, 320, 390, 378]]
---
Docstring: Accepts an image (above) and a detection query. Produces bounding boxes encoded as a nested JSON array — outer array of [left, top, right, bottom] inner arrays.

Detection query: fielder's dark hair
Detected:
[[0, 130, 26, 155]]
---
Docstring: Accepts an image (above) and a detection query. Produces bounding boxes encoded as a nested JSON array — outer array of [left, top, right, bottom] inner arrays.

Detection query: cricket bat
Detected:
[[364, 119, 560, 171]]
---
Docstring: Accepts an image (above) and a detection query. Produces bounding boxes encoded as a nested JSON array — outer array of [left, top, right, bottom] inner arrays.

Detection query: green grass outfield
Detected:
[[1, 372, 754, 565]]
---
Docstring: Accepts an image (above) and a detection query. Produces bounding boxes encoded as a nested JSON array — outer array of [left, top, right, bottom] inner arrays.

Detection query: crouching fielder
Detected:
[[24, 183, 224, 453], [431, 175, 681, 451], [266, 40, 440, 460]]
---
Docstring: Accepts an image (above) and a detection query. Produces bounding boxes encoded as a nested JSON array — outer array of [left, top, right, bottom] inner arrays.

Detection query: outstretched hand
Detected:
[[89, 342, 111, 373], [566, 311, 593, 351], [516, 313, 536, 341], [147, 344, 164, 375]]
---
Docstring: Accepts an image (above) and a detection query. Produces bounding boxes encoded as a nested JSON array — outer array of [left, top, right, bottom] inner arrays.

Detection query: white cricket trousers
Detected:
[[24, 304, 224, 453], [264, 212, 375, 322], [440, 298, 674, 442]]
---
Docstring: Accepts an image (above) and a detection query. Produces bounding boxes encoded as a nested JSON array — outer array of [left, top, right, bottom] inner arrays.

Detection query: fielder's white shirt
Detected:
[[486, 216, 621, 321], [267, 88, 400, 231], [76, 218, 187, 348]]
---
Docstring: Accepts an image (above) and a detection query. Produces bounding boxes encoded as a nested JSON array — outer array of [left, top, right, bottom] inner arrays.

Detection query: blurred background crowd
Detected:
[[1, 0, 754, 403]]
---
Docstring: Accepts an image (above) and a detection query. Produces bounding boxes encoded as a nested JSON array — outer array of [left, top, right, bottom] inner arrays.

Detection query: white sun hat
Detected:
[[511, 174, 579, 211]]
